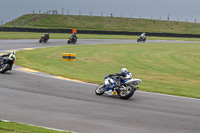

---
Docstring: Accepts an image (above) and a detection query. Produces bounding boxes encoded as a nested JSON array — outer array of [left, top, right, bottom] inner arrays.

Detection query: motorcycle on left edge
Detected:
[[0, 51, 16, 73], [39, 33, 49, 43]]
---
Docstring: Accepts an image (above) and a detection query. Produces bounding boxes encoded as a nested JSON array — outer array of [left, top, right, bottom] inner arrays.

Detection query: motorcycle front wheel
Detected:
[[95, 84, 105, 95], [39, 39, 42, 43], [67, 40, 70, 44], [0, 63, 10, 73], [118, 85, 135, 99]]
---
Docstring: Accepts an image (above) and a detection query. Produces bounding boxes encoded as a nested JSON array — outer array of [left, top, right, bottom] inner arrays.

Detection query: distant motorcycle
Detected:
[[39, 33, 49, 43], [137, 37, 146, 42], [95, 74, 142, 99], [0, 51, 16, 73], [67, 37, 78, 44]]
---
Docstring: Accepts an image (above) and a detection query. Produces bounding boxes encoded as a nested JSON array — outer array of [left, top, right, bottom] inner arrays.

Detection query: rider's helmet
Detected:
[[74, 32, 76, 34], [45, 32, 49, 36], [9, 51, 16, 61], [121, 68, 128, 73], [11, 51, 15, 55], [142, 32, 145, 35], [104, 75, 109, 79]]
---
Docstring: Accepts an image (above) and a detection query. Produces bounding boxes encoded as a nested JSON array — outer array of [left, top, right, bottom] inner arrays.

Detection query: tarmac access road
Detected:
[[0, 39, 200, 133]]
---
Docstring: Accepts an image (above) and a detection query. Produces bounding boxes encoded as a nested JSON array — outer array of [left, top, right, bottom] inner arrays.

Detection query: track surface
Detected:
[[0, 39, 200, 133]]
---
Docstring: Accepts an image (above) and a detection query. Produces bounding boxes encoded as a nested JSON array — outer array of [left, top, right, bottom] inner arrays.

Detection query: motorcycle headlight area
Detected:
[[132, 81, 138, 85], [104, 78, 114, 85]]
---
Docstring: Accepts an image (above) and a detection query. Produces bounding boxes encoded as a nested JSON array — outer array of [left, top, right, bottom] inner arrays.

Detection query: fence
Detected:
[[0, 27, 200, 38]]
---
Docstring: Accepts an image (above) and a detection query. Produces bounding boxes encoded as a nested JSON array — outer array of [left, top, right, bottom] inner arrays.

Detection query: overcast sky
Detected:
[[0, 0, 199, 24]]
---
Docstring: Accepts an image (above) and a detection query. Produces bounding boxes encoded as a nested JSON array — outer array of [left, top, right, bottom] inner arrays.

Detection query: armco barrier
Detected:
[[0, 27, 200, 38]]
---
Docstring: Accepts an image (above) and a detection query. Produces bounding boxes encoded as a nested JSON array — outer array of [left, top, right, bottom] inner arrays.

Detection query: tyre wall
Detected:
[[0, 27, 200, 38]]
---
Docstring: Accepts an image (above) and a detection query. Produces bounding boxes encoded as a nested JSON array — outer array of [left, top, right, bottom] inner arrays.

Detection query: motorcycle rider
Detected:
[[104, 68, 132, 94], [140, 32, 146, 40], [108, 68, 132, 85], [44, 32, 49, 40], [116, 68, 132, 86], [70, 32, 77, 41]]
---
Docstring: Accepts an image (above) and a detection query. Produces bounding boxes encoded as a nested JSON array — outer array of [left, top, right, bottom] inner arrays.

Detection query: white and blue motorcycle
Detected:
[[95, 73, 142, 99], [0, 51, 16, 73]]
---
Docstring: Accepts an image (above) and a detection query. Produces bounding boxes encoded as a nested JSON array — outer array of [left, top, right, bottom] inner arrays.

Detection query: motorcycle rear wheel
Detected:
[[95, 84, 105, 95], [0, 64, 10, 73], [118, 85, 135, 99]]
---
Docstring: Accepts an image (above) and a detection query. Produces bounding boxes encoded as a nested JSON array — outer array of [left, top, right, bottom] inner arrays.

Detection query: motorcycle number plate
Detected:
[[113, 91, 118, 95]]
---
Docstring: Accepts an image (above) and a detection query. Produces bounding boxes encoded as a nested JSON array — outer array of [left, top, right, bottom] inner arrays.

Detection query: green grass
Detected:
[[15, 43, 200, 99], [1, 32, 200, 41], [0, 120, 71, 133], [4, 14, 200, 34]]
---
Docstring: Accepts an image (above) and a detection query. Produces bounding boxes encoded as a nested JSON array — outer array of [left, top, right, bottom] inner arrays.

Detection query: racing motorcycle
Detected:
[[95, 74, 142, 99], [137, 37, 146, 42], [0, 51, 16, 73], [67, 37, 78, 44], [39, 33, 49, 43]]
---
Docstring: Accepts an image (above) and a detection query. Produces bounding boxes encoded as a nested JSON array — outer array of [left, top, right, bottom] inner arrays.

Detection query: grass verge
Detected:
[[0, 120, 71, 133], [15, 43, 200, 99]]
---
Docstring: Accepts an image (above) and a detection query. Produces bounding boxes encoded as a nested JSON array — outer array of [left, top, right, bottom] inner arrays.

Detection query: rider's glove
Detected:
[[109, 74, 113, 77]]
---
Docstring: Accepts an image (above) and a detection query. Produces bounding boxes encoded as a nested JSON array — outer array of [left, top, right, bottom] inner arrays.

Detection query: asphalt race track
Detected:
[[0, 39, 200, 133]]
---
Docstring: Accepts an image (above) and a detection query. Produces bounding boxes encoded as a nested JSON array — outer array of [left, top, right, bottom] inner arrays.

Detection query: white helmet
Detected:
[[121, 68, 128, 73], [11, 51, 16, 55]]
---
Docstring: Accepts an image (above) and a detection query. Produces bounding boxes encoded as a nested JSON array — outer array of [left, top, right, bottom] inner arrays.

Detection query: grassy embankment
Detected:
[[4, 14, 200, 34], [2, 14, 200, 41], [16, 43, 200, 99]]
